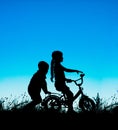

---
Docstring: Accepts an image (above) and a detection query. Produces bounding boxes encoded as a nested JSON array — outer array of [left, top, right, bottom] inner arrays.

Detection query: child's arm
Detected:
[[62, 65, 83, 73], [42, 81, 51, 94]]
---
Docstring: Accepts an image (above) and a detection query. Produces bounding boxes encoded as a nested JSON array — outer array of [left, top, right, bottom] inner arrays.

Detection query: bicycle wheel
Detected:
[[79, 96, 95, 112], [42, 95, 61, 112]]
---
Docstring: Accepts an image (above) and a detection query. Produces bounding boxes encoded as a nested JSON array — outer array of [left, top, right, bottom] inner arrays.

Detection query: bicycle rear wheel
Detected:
[[42, 95, 61, 112], [79, 96, 95, 112]]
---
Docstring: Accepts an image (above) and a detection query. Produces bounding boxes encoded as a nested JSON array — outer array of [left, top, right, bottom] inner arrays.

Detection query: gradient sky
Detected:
[[0, 0, 118, 104]]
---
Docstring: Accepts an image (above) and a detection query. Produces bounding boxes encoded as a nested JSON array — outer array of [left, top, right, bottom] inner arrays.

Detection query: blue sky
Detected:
[[0, 0, 118, 103]]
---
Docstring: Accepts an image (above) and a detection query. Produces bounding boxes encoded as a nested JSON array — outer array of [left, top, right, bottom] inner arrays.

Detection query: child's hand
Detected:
[[66, 79, 72, 83], [77, 70, 83, 74]]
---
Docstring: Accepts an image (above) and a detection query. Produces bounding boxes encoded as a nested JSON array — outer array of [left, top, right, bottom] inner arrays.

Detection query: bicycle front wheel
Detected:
[[42, 95, 61, 112], [79, 96, 95, 112]]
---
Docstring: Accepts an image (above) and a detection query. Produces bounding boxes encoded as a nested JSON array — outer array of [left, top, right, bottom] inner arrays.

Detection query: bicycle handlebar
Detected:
[[80, 73, 85, 78], [72, 73, 85, 86]]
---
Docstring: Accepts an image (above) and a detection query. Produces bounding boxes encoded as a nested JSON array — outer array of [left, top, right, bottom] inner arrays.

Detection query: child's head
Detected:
[[38, 61, 49, 73], [52, 50, 63, 62]]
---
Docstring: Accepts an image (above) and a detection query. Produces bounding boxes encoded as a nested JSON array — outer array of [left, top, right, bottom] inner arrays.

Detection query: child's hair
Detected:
[[52, 50, 63, 60], [51, 50, 63, 80], [38, 61, 49, 70]]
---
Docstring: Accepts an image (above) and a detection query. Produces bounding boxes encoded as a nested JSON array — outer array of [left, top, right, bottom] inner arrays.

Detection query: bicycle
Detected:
[[41, 73, 96, 113]]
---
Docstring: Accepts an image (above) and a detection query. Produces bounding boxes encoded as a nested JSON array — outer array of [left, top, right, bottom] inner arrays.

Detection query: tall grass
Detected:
[[0, 92, 118, 115], [0, 92, 30, 112]]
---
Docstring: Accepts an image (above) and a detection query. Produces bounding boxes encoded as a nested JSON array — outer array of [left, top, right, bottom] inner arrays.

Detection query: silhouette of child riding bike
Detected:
[[41, 73, 95, 113], [25, 50, 95, 113]]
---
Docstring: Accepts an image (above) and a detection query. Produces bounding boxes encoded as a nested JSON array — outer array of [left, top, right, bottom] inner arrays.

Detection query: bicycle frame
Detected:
[[72, 73, 86, 101], [42, 73, 95, 112], [44, 73, 86, 105], [43, 73, 86, 104]]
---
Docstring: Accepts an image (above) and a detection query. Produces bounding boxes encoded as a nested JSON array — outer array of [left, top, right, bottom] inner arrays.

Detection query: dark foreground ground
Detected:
[[0, 110, 118, 129]]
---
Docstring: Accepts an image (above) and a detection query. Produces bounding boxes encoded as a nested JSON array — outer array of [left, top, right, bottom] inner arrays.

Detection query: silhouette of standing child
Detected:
[[24, 61, 51, 111], [50, 50, 83, 113]]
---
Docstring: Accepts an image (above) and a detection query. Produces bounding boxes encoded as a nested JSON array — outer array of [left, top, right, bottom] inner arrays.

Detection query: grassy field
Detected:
[[0, 93, 118, 128]]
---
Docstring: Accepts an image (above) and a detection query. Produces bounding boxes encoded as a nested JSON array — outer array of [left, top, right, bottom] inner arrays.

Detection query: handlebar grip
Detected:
[[80, 73, 85, 77]]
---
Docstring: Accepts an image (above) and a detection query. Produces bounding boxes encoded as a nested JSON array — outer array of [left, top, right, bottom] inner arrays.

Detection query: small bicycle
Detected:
[[41, 73, 95, 113]]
